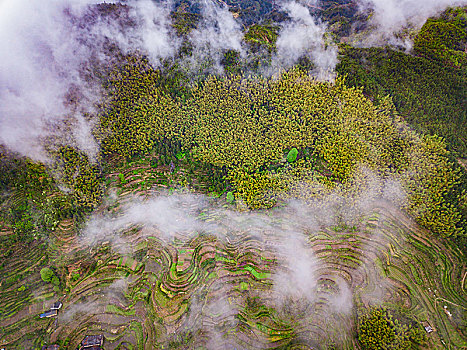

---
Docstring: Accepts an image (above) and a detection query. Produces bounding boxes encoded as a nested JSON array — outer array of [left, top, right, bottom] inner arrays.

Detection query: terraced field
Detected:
[[1, 157, 466, 349]]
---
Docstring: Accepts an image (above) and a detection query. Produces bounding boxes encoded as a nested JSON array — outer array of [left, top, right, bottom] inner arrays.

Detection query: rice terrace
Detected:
[[0, 0, 466, 349]]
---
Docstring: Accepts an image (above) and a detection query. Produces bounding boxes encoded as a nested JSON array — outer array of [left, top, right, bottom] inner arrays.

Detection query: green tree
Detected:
[[226, 191, 235, 204], [358, 308, 426, 350], [287, 148, 299, 163], [40, 268, 54, 283]]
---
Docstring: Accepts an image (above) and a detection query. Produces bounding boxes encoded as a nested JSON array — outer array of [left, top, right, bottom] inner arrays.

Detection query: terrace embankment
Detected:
[[1, 159, 465, 349]]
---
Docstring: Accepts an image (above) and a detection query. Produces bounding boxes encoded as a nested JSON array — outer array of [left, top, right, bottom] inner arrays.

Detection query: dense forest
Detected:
[[337, 7, 467, 157]]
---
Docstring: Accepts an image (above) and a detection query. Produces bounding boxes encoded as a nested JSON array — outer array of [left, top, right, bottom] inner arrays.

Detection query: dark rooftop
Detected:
[[41, 345, 59, 350], [81, 334, 104, 348], [51, 301, 62, 310]]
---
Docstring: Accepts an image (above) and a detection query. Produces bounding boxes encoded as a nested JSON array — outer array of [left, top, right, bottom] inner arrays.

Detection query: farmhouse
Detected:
[[421, 320, 435, 334], [81, 334, 104, 349], [39, 309, 58, 318], [39, 300, 62, 318], [41, 345, 59, 350], [50, 301, 62, 310], [425, 325, 434, 333]]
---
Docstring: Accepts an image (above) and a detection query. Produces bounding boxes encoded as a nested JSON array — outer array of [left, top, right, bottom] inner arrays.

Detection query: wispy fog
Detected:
[[75, 170, 408, 346], [271, 1, 338, 80], [356, 0, 467, 48], [0, 0, 179, 161], [183, 0, 246, 75]]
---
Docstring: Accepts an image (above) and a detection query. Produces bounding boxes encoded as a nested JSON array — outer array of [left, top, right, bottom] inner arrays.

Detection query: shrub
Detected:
[[40, 268, 54, 283], [226, 191, 235, 204], [286, 148, 299, 163]]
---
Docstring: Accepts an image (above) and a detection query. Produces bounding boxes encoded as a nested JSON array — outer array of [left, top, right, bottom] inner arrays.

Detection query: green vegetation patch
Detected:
[[358, 308, 426, 350]]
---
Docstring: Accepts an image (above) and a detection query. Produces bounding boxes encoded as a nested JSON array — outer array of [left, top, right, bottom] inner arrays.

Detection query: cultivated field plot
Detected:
[[1, 159, 465, 349]]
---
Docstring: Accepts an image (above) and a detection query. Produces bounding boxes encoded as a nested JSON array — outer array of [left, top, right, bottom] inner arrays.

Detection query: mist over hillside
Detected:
[[0, 1, 466, 349]]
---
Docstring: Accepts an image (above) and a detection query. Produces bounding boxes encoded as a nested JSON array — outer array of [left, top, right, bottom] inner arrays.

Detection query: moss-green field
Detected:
[[1, 154, 465, 349]]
